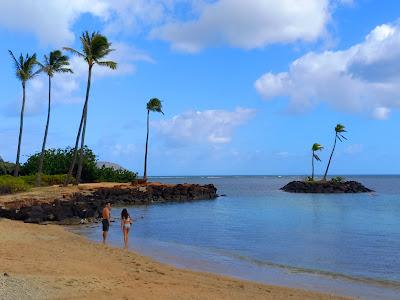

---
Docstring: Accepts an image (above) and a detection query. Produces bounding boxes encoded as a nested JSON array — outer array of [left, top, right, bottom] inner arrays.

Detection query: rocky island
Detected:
[[0, 182, 218, 224], [281, 180, 373, 193]]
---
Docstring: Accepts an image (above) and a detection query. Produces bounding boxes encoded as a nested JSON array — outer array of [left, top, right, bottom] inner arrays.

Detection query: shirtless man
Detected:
[[102, 202, 111, 244]]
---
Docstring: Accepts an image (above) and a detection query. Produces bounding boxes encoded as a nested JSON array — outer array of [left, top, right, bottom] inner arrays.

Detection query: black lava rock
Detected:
[[281, 180, 373, 193]]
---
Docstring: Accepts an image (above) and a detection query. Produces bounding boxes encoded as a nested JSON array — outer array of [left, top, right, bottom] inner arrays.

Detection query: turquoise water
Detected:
[[74, 176, 400, 299]]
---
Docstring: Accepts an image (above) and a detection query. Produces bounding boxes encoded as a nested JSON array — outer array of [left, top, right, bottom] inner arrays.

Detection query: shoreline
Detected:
[[73, 223, 400, 300], [0, 182, 217, 224], [0, 219, 349, 300]]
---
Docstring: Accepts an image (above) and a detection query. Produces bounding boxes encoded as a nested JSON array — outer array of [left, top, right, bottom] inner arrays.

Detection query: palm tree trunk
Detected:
[[311, 151, 315, 180], [36, 76, 52, 186], [63, 100, 87, 186], [75, 65, 93, 185], [14, 82, 26, 177], [323, 135, 337, 181], [143, 109, 150, 180]]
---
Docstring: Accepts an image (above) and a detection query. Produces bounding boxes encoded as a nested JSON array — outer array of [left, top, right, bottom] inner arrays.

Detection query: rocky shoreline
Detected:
[[281, 180, 373, 193], [0, 183, 218, 224]]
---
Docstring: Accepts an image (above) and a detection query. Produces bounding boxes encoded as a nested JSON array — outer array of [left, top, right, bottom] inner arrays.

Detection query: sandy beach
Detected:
[[0, 218, 350, 300]]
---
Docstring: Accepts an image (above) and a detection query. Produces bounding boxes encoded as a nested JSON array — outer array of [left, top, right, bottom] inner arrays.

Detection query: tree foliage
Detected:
[[20, 147, 97, 182], [19, 147, 136, 183]]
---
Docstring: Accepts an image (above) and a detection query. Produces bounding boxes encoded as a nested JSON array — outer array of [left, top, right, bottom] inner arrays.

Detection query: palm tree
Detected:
[[8, 51, 39, 177], [35, 50, 72, 186], [143, 98, 163, 180], [323, 124, 347, 181], [63, 31, 117, 185], [311, 143, 323, 180]]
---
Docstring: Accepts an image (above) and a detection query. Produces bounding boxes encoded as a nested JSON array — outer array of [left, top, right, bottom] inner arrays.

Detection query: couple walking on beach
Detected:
[[102, 202, 133, 248]]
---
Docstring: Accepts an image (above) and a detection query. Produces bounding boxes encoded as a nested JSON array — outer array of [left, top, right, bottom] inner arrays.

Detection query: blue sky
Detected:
[[1, 0, 400, 175]]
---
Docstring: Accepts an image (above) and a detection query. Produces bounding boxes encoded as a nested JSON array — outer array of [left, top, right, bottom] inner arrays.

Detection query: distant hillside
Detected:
[[96, 161, 127, 171]]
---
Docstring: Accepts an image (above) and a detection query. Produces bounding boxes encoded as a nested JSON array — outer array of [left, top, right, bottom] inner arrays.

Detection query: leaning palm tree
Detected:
[[323, 124, 347, 181], [311, 143, 323, 180], [8, 51, 39, 177], [63, 31, 117, 185], [143, 98, 163, 180], [35, 50, 72, 186]]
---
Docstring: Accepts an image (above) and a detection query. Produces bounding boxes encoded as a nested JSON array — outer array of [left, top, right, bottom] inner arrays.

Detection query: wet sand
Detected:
[[0, 219, 350, 300]]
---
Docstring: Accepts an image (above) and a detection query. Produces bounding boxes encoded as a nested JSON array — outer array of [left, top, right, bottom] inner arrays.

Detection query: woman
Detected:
[[120, 209, 132, 248]]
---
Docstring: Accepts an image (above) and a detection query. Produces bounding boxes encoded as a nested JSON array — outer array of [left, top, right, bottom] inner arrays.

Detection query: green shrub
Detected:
[[20, 174, 76, 186], [17, 147, 136, 185], [0, 175, 30, 195], [20, 147, 98, 182], [331, 176, 344, 183], [95, 166, 137, 183], [0, 160, 15, 175]]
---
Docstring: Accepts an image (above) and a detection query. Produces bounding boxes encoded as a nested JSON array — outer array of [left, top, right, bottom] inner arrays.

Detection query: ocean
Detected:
[[72, 176, 400, 299]]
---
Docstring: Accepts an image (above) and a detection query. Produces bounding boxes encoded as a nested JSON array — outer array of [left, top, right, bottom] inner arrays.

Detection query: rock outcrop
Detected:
[[281, 180, 373, 193], [0, 183, 218, 224]]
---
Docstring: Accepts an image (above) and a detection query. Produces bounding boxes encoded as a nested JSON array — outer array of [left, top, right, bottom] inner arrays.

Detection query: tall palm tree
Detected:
[[143, 98, 163, 180], [323, 124, 347, 181], [63, 31, 117, 185], [8, 51, 39, 177], [311, 143, 323, 180], [35, 50, 72, 186]]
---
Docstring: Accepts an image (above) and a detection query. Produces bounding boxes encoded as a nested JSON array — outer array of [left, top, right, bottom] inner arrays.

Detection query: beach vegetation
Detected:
[[331, 176, 344, 184], [20, 174, 76, 186], [0, 158, 15, 176], [311, 143, 323, 180], [21, 147, 97, 182], [323, 124, 347, 181], [35, 50, 73, 187], [8, 51, 40, 177], [63, 31, 117, 185], [20, 147, 136, 183], [95, 166, 137, 183], [143, 98, 164, 180], [0, 175, 30, 195]]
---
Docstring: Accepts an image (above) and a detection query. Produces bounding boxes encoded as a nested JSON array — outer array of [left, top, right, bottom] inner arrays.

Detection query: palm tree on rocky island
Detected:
[[323, 124, 347, 181], [311, 143, 323, 181], [63, 31, 117, 185], [8, 51, 39, 177], [143, 98, 164, 180], [35, 50, 73, 186]]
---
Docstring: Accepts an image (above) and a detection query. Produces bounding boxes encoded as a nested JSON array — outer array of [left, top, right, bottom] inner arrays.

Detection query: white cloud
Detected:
[[0, 0, 350, 53], [0, 0, 109, 46], [0, 0, 181, 46], [255, 21, 400, 118], [344, 144, 363, 155], [152, 107, 256, 145], [151, 0, 332, 52], [111, 144, 137, 156], [102, 0, 178, 36], [372, 107, 390, 120]]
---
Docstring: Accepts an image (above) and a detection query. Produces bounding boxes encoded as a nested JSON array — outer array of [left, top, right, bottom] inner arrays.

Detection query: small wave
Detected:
[[151, 176, 187, 179], [210, 249, 400, 289]]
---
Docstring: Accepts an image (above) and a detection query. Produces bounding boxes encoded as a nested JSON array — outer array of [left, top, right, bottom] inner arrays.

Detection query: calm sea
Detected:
[[73, 176, 400, 300]]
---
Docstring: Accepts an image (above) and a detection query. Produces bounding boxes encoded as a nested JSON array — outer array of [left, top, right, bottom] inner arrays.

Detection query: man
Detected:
[[102, 202, 111, 244]]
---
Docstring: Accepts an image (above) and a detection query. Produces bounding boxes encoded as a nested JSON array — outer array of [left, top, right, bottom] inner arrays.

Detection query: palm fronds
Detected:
[[147, 98, 164, 114], [335, 124, 347, 142], [9, 51, 38, 82], [67, 31, 116, 69]]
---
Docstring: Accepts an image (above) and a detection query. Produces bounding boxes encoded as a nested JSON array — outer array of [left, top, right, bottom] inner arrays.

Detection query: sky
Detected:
[[0, 0, 400, 176]]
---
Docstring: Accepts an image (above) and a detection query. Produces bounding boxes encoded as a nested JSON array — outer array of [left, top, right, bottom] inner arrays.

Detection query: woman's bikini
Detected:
[[123, 217, 131, 229]]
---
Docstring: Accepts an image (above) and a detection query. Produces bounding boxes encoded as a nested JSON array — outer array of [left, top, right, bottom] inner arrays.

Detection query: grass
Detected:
[[20, 174, 75, 186], [0, 174, 76, 195], [0, 175, 31, 195]]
